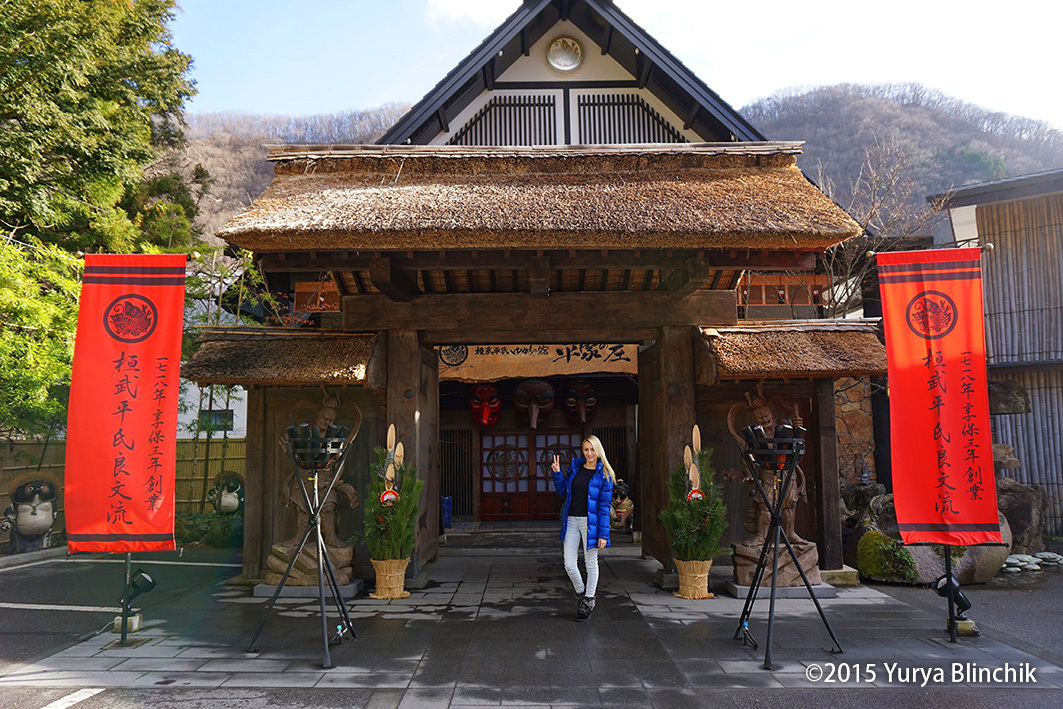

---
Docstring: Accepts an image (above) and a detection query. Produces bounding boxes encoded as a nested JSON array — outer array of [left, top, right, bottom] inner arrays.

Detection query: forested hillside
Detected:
[[183, 84, 1063, 240], [184, 105, 410, 239], [742, 83, 1063, 215]]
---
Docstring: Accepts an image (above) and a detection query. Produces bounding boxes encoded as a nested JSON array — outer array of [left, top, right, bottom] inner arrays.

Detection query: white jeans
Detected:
[[563, 516, 599, 598]]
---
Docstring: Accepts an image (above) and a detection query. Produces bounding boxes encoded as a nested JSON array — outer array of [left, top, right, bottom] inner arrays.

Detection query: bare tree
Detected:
[[816, 135, 946, 317]]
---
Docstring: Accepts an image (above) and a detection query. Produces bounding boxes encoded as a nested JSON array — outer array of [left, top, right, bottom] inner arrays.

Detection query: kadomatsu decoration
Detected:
[[364, 424, 424, 599], [659, 424, 727, 599]]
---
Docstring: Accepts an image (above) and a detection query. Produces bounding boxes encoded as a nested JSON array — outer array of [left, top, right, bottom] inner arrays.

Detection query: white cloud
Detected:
[[423, 0, 520, 29]]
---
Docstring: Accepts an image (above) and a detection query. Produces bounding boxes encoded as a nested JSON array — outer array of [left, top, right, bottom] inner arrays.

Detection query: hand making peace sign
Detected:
[[551, 454, 561, 473]]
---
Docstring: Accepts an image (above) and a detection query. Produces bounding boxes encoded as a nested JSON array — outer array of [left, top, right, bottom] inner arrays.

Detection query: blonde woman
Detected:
[[551, 435, 616, 621]]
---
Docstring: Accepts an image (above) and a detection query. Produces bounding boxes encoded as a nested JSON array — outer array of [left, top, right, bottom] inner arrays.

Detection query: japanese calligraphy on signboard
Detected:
[[877, 248, 1002, 545], [437, 344, 637, 382], [64, 255, 186, 553]]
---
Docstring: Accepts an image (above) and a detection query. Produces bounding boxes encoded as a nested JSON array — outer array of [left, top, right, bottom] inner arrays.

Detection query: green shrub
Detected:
[[174, 513, 212, 544], [658, 448, 727, 561], [857, 529, 918, 582], [363, 447, 424, 560], [205, 517, 244, 548]]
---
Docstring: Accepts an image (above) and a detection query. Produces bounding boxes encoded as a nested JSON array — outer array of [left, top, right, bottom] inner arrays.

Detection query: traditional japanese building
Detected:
[[183, 0, 886, 582], [931, 169, 1063, 536]]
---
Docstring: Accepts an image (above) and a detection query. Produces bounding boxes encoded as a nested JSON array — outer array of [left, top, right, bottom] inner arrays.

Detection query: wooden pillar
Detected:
[[814, 378, 843, 570], [385, 330, 439, 576], [242, 386, 266, 579], [639, 326, 699, 568], [660, 327, 698, 472]]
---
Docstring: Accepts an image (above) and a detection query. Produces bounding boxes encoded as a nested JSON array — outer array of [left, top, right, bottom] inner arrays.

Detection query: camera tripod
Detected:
[[247, 423, 357, 669], [732, 425, 843, 669]]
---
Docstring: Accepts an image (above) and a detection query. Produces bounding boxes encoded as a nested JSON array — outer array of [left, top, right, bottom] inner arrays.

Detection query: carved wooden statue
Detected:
[[264, 393, 362, 587], [727, 384, 821, 586]]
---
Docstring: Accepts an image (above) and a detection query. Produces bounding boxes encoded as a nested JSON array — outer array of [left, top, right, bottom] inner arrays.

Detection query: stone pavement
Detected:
[[1, 540, 1061, 707]]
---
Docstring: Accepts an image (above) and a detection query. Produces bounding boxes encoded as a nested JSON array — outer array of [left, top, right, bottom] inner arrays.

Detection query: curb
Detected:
[[0, 545, 67, 570]]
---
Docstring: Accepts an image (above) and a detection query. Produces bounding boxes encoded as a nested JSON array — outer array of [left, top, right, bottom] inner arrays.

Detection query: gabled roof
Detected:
[[378, 0, 764, 145]]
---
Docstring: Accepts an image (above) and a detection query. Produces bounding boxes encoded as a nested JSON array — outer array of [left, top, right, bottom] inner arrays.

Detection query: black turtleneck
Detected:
[[568, 465, 595, 516]]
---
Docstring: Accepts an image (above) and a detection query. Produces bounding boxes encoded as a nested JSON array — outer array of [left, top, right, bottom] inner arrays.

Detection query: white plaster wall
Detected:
[[177, 383, 247, 439], [498, 23, 630, 82], [943, 205, 979, 245]]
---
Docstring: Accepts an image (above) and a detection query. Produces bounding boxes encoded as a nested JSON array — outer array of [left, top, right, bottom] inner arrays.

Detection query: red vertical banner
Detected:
[[65, 254, 186, 552], [877, 247, 1001, 545]]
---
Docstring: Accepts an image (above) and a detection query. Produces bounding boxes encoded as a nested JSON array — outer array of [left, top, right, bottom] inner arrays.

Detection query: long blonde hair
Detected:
[[583, 435, 617, 483]]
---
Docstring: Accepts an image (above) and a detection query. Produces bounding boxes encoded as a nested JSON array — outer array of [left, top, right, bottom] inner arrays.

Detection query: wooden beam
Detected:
[[638, 57, 653, 89], [519, 28, 528, 56], [258, 249, 818, 274], [330, 271, 348, 297], [422, 327, 658, 345], [342, 290, 736, 335], [529, 258, 551, 299], [369, 256, 420, 302], [683, 104, 700, 130], [602, 25, 614, 55], [560, 0, 570, 21], [657, 257, 713, 296], [814, 378, 843, 570], [436, 106, 449, 133], [483, 59, 495, 91]]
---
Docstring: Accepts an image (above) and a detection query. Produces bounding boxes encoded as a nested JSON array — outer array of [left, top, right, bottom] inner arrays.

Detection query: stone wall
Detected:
[[834, 377, 876, 485]]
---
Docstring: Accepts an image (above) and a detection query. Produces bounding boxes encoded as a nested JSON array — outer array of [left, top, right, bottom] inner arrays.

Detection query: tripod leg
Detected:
[[733, 532, 773, 640], [779, 531, 843, 654], [321, 547, 356, 644], [762, 524, 783, 670], [246, 522, 316, 652], [316, 526, 334, 669]]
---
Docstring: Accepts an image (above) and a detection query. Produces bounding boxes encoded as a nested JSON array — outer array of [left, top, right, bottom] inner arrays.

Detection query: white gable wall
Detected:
[[429, 21, 701, 145]]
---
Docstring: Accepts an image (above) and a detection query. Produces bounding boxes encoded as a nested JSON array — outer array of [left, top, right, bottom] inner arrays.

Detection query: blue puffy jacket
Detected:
[[553, 457, 614, 550]]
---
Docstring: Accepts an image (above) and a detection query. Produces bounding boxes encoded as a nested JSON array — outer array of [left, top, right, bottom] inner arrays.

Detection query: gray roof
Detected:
[[929, 168, 1063, 208]]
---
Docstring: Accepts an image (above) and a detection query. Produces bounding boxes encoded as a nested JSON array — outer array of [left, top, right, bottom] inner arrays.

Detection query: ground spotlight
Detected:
[[933, 574, 972, 618]]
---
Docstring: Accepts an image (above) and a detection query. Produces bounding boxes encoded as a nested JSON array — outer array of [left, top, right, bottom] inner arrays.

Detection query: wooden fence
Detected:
[[1, 438, 246, 551]]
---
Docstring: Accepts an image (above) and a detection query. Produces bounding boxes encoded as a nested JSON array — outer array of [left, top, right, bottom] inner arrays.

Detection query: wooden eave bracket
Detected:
[[658, 257, 712, 296], [370, 256, 420, 302], [529, 257, 551, 299]]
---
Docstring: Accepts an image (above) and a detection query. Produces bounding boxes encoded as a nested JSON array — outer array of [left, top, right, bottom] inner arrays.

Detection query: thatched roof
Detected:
[[182, 328, 377, 386], [699, 320, 886, 383], [218, 143, 861, 253]]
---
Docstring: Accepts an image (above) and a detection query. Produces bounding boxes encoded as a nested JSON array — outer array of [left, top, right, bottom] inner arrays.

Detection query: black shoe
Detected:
[[576, 596, 595, 622]]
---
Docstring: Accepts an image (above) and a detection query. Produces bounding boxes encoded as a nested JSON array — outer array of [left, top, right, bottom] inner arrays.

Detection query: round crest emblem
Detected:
[[547, 36, 583, 73], [905, 290, 958, 340], [439, 345, 469, 367], [104, 294, 158, 343]]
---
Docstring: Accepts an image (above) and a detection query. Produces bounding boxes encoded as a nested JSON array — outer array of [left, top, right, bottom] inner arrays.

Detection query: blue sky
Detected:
[[170, 0, 1063, 130]]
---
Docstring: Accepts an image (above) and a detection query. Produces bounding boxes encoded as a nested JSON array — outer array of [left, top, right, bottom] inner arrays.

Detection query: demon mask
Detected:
[[470, 383, 502, 428], [514, 379, 555, 429], [565, 379, 598, 425]]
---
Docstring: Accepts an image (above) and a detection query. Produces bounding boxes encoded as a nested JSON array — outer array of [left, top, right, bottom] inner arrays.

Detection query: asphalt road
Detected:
[[0, 548, 241, 675], [876, 564, 1063, 667], [1, 548, 1060, 708]]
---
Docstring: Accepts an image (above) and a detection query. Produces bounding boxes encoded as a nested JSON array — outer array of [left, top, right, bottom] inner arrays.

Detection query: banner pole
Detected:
[[944, 547, 957, 643], [121, 552, 132, 645]]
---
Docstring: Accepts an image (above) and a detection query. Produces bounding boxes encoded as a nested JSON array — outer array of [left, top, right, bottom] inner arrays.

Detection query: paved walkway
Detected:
[[1, 541, 1060, 707]]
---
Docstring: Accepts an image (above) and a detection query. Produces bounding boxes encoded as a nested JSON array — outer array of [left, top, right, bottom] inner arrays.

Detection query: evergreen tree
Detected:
[[0, 0, 197, 442]]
